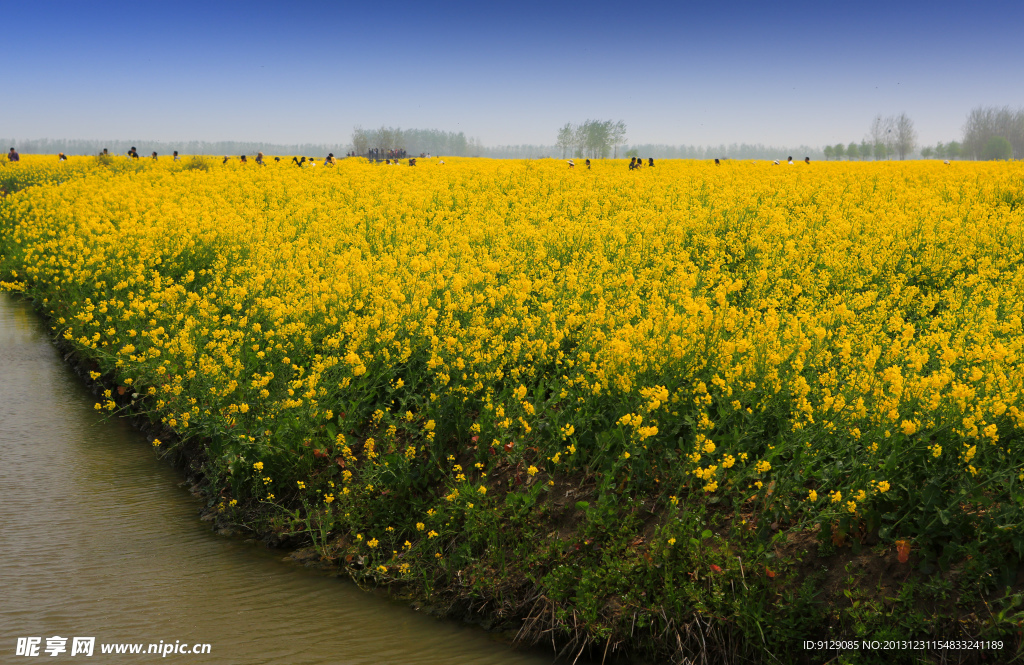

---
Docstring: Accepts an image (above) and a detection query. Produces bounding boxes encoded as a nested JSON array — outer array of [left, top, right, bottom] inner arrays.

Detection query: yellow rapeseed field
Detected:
[[3, 154, 1024, 618]]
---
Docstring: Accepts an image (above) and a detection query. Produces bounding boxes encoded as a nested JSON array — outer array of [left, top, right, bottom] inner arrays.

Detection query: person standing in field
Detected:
[[255, 151, 264, 165], [151, 151, 158, 160], [173, 151, 180, 161], [8, 147, 20, 162], [58, 152, 67, 161], [804, 156, 810, 164]]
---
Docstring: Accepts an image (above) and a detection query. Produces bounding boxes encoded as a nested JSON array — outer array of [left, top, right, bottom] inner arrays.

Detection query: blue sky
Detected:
[[5, 0, 1023, 148]]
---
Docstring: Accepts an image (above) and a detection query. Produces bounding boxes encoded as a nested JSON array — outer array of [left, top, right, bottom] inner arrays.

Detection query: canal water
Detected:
[[0, 292, 558, 664]]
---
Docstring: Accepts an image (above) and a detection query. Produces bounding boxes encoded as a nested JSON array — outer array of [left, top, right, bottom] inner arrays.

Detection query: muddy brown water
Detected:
[[0, 292, 563, 664]]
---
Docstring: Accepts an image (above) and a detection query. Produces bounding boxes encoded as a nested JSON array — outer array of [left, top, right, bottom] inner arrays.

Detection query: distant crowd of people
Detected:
[[285, 153, 339, 167], [7, 146, 815, 168], [366, 148, 407, 160]]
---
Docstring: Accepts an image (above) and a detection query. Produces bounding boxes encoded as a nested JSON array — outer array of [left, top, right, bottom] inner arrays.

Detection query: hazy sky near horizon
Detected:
[[5, 0, 1023, 148]]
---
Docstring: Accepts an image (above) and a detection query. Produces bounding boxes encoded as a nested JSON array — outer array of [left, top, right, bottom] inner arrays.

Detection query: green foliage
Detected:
[[982, 136, 1013, 161]]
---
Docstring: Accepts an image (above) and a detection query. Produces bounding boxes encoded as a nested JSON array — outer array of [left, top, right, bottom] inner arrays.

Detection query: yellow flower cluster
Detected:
[[3, 155, 1023, 543]]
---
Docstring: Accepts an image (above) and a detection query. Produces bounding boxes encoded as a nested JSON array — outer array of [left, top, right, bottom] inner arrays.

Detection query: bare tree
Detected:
[[868, 115, 894, 160], [893, 113, 917, 160], [867, 114, 914, 159]]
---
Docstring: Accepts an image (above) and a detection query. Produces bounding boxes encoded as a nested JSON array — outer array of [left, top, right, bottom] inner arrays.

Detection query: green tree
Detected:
[[351, 127, 370, 156], [846, 142, 859, 160], [962, 106, 1024, 159], [981, 136, 1013, 160], [834, 143, 847, 160], [947, 141, 962, 160], [920, 146, 933, 159], [934, 142, 947, 159], [859, 140, 871, 161], [558, 120, 626, 159], [823, 145, 834, 160]]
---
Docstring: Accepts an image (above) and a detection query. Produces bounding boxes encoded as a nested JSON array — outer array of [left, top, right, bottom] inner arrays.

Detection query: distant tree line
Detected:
[[828, 113, 920, 161], [12, 106, 1020, 163], [0, 138, 351, 157], [823, 142, 877, 161], [350, 127, 485, 157], [620, 143, 824, 161], [853, 106, 1022, 162], [479, 144, 558, 159], [919, 142, 964, 160], [555, 120, 627, 159]]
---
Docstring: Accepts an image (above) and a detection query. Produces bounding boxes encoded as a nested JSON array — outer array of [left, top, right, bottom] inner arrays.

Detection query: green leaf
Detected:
[[701, 529, 713, 540], [884, 451, 899, 474], [574, 501, 590, 510]]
